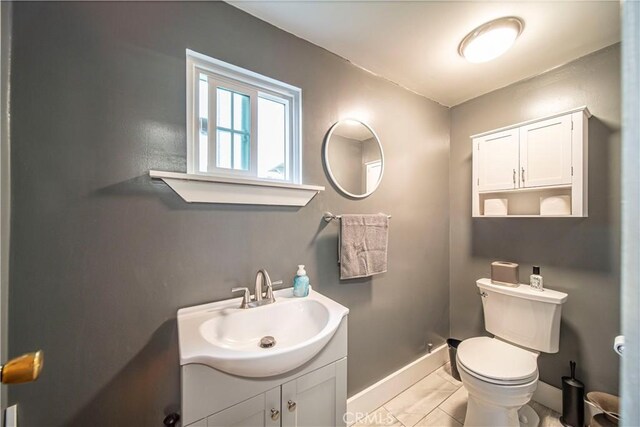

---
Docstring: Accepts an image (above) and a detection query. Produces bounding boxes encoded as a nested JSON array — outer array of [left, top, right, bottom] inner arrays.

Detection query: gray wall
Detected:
[[449, 44, 621, 394], [8, 2, 450, 425]]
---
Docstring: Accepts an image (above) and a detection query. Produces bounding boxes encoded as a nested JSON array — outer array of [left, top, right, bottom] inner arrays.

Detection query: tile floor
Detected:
[[354, 364, 563, 427]]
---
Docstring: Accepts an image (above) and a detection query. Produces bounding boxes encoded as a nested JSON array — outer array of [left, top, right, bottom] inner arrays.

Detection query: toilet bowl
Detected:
[[460, 279, 568, 427], [457, 337, 540, 427]]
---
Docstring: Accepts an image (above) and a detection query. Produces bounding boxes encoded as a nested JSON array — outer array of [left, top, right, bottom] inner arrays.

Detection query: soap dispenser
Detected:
[[293, 265, 310, 297]]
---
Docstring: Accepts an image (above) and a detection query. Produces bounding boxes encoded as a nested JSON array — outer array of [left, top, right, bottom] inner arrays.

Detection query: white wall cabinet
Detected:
[[519, 114, 573, 188], [476, 129, 520, 192], [472, 107, 590, 217]]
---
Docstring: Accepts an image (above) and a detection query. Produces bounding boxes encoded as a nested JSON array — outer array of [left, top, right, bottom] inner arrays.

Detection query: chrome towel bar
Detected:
[[323, 211, 392, 223]]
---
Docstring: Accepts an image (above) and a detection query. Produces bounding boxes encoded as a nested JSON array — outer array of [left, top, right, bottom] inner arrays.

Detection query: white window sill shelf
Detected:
[[149, 170, 324, 206]]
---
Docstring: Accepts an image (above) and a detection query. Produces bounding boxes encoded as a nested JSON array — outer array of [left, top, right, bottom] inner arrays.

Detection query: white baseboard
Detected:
[[346, 344, 448, 424], [533, 381, 604, 421], [4, 404, 17, 427], [532, 381, 562, 413], [344, 346, 565, 425]]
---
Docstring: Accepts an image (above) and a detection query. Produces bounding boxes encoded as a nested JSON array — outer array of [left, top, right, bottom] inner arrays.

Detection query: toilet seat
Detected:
[[457, 337, 538, 386]]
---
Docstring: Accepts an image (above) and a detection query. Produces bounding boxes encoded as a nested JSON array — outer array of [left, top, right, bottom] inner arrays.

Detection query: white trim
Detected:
[[346, 344, 448, 425], [531, 381, 562, 413], [342, 344, 564, 427], [4, 405, 17, 427], [150, 170, 323, 191], [621, 0, 640, 424], [149, 170, 323, 206], [531, 381, 605, 421], [470, 106, 591, 139], [0, 2, 9, 413]]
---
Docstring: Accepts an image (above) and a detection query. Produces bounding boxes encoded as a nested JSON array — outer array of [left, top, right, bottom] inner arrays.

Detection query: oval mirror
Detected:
[[323, 119, 384, 198]]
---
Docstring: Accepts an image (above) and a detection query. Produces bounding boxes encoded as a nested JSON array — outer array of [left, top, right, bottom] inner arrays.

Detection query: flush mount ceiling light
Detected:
[[459, 17, 524, 63]]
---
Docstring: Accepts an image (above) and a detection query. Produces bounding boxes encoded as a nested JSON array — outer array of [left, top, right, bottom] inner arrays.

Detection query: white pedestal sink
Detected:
[[178, 286, 349, 378]]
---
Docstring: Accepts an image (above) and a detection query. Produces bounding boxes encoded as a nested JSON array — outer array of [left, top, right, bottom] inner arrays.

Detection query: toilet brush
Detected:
[[560, 360, 585, 427]]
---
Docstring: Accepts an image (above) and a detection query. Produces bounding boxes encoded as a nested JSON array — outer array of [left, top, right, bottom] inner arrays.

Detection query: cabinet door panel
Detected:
[[475, 129, 519, 192], [282, 358, 347, 427], [520, 115, 572, 187], [207, 387, 281, 427]]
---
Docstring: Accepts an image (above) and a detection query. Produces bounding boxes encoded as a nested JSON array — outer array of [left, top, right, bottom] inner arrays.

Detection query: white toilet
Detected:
[[456, 278, 568, 427]]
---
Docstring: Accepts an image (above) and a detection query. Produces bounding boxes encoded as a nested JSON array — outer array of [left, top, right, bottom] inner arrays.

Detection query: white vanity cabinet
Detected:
[[281, 359, 347, 427], [206, 387, 281, 427], [472, 107, 590, 217], [182, 318, 348, 427], [201, 360, 347, 427]]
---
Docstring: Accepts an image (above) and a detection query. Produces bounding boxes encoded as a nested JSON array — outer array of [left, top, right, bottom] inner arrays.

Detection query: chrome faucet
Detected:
[[254, 269, 272, 302], [230, 269, 282, 309]]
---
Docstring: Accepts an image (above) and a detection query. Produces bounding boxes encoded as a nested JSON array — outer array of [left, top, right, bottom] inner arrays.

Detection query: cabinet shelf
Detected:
[[478, 184, 572, 195], [479, 215, 574, 218]]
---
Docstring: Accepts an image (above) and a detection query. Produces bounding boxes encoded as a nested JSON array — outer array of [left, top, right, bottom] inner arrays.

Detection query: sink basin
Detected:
[[177, 287, 349, 377]]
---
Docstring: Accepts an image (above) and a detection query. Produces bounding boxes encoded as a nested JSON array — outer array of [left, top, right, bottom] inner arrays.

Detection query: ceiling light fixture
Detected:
[[459, 17, 524, 64]]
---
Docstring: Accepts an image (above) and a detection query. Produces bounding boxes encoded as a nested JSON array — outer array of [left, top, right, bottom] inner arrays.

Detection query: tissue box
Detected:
[[484, 198, 508, 216], [491, 261, 519, 286], [540, 195, 571, 216]]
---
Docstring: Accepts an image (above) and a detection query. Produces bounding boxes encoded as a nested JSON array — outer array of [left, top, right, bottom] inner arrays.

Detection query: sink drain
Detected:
[[259, 336, 276, 348]]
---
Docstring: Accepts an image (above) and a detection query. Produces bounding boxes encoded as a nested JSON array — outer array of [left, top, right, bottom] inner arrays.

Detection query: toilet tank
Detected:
[[477, 278, 568, 353]]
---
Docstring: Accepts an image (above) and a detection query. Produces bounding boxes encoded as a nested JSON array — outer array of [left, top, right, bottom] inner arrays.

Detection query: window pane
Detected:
[[233, 133, 250, 170], [217, 130, 232, 169], [233, 92, 250, 132], [217, 88, 232, 129], [198, 74, 209, 173], [258, 97, 287, 180]]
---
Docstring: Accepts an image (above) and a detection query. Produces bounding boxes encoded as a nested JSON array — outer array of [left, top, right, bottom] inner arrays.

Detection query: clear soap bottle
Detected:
[[530, 266, 544, 291], [293, 265, 310, 297]]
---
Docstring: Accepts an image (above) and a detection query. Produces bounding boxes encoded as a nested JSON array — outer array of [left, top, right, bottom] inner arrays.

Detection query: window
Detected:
[[187, 50, 301, 183]]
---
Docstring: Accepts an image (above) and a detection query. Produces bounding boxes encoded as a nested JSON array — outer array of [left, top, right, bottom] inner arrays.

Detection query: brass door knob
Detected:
[[1, 351, 43, 384]]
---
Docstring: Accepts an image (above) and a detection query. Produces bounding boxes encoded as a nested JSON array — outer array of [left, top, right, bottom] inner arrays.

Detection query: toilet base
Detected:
[[465, 398, 540, 427], [518, 404, 540, 427]]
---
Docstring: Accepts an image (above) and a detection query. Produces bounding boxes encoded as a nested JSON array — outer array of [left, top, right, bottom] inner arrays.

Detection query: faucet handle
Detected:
[[231, 287, 251, 309], [265, 280, 283, 301]]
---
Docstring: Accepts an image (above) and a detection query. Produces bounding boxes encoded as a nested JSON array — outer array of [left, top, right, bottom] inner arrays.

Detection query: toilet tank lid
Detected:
[[477, 278, 568, 304]]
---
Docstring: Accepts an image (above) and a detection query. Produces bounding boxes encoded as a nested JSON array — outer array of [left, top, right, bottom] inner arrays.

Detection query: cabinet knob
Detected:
[[288, 400, 297, 412], [270, 408, 280, 421]]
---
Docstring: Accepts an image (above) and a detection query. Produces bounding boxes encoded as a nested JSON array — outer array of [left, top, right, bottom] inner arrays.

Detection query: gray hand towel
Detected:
[[339, 214, 389, 280]]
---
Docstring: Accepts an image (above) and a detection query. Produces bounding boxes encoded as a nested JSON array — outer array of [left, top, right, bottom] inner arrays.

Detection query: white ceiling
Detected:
[[230, 1, 620, 107]]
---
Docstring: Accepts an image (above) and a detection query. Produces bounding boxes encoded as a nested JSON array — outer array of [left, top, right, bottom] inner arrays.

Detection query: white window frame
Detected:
[[186, 49, 302, 184]]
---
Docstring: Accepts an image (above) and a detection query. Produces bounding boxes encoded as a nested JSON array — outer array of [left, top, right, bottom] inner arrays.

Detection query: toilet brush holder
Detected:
[[560, 361, 584, 427]]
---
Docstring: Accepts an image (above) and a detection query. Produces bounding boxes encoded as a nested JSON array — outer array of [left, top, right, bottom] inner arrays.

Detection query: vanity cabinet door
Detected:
[[474, 129, 520, 192], [281, 358, 347, 427], [207, 387, 281, 427], [519, 114, 573, 188]]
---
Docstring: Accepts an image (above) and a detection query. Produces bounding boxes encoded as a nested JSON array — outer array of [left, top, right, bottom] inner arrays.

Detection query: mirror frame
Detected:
[[323, 119, 385, 199]]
